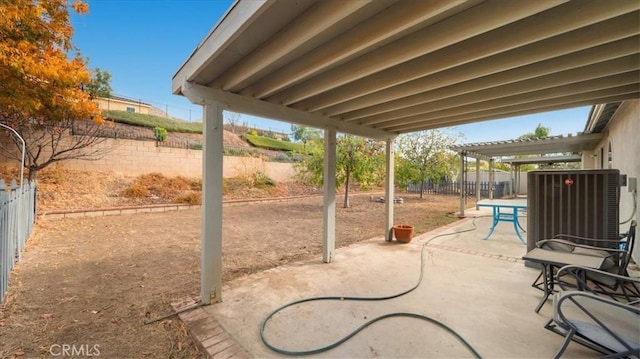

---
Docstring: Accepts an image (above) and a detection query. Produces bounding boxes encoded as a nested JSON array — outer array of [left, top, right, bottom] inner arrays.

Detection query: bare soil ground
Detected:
[[0, 168, 473, 358]]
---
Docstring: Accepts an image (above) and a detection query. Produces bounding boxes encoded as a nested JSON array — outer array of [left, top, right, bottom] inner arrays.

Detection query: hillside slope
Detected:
[[103, 122, 249, 148]]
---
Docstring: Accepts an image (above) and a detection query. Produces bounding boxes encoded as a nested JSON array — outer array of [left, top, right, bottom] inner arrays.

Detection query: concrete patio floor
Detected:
[[181, 207, 601, 358]]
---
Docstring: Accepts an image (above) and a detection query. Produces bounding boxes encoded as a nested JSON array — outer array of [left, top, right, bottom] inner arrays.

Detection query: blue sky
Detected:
[[71, 0, 591, 144]]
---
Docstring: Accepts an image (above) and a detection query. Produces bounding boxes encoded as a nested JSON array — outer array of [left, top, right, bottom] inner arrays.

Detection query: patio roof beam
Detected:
[[180, 81, 393, 140], [459, 151, 491, 161], [291, 3, 638, 112], [240, 0, 471, 99], [215, 0, 371, 92], [172, 0, 273, 94], [500, 155, 583, 165], [372, 73, 639, 129], [338, 48, 640, 122], [266, 0, 564, 106], [393, 92, 639, 134], [385, 88, 640, 133]]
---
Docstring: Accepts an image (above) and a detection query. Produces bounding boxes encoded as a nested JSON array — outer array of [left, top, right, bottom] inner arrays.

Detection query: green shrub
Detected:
[[153, 126, 168, 142], [253, 172, 276, 187]]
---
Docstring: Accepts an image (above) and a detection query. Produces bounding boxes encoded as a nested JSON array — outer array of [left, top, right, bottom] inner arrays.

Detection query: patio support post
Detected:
[[489, 158, 495, 200], [475, 158, 480, 209], [509, 163, 514, 198], [323, 127, 337, 263], [459, 151, 466, 217], [201, 103, 224, 304], [515, 164, 521, 196], [385, 138, 395, 241]]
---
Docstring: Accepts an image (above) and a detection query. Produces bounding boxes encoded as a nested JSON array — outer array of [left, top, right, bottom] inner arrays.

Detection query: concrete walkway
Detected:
[[181, 207, 599, 358]]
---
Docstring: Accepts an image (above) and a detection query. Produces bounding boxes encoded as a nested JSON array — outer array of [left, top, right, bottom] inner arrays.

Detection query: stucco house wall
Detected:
[[97, 96, 151, 114], [592, 99, 639, 262]]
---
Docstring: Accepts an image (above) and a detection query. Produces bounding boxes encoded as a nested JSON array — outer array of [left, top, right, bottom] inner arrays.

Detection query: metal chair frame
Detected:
[[544, 265, 640, 358]]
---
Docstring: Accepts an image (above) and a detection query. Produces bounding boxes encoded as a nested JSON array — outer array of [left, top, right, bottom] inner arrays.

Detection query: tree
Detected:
[[336, 135, 385, 208], [225, 111, 241, 134], [519, 123, 551, 140], [294, 134, 385, 208], [0, 0, 107, 181], [395, 130, 458, 199], [291, 125, 322, 151], [85, 68, 112, 99]]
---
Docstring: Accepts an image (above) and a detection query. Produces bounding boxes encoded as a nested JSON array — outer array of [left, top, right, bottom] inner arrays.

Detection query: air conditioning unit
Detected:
[[527, 169, 620, 253]]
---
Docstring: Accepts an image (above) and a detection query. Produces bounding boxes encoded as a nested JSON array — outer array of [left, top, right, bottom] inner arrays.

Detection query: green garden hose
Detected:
[[260, 217, 486, 358]]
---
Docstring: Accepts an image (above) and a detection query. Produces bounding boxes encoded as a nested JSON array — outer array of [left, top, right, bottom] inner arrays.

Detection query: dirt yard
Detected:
[[0, 168, 473, 358]]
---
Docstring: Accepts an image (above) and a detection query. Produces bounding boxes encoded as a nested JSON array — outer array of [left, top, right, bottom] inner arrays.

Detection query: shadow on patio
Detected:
[[182, 207, 599, 358]]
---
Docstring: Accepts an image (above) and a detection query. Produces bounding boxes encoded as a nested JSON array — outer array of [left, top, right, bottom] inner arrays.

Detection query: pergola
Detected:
[[450, 133, 604, 216], [172, 0, 640, 303]]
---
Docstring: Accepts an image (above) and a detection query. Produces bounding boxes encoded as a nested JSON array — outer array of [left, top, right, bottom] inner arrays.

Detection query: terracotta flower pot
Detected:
[[393, 224, 414, 243]]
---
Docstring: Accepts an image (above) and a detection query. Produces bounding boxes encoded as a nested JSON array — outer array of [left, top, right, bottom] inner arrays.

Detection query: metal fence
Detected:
[[0, 180, 36, 303], [405, 180, 511, 198]]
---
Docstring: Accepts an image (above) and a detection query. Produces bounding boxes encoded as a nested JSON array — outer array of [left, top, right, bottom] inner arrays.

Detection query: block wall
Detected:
[[0, 136, 296, 182]]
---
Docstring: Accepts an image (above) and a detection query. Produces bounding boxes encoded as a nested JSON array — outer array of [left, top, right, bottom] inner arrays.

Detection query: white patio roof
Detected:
[[173, 0, 640, 139], [450, 133, 604, 158], [172, 0, 640, 304]]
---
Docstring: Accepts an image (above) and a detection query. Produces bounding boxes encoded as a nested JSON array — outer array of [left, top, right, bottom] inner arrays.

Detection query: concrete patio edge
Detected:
[[171, 298, 251, 359]]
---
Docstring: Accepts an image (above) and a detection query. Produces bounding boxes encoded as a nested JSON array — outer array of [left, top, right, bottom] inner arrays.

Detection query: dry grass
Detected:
[[0, 164, 470, 358], [0, 166, 321, 213], [123, 173, 202, 200]]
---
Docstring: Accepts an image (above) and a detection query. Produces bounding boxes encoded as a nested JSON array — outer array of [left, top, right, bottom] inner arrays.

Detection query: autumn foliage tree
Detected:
[[0, 0, 109, 181]]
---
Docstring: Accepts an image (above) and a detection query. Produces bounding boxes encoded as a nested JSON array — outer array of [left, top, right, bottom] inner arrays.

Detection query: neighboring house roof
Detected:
[[173, 1, 640, 140]]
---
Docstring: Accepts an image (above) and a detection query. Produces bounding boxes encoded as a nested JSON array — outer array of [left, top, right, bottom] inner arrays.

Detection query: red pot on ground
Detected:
[[393, 224, 414, 243]]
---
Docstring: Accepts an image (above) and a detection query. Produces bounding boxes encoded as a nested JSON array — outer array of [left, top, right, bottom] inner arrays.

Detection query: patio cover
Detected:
[[450, 134, 603, 213], [172, 0, 640, 303], [450, 133, 605, 159]]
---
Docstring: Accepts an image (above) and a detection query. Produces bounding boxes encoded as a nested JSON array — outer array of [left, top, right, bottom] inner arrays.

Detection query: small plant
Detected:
[[274, 153, 293, 163], [174, 191, 202, 205], [223, 147, 258, 157], [252, 172, 276, 188], [188, 178, 202, 191], [122, 183, 150, 198], [153, 126, 168, 142]]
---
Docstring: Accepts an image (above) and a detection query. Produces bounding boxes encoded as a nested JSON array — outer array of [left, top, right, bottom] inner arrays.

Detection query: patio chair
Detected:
[[544, 265, 640, 358], [536, 220, 638, 301]]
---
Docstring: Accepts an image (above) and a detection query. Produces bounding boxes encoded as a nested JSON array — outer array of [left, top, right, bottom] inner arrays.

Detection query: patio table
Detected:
[[522, 248, 606, 313], [476, 199, 527, 243]]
